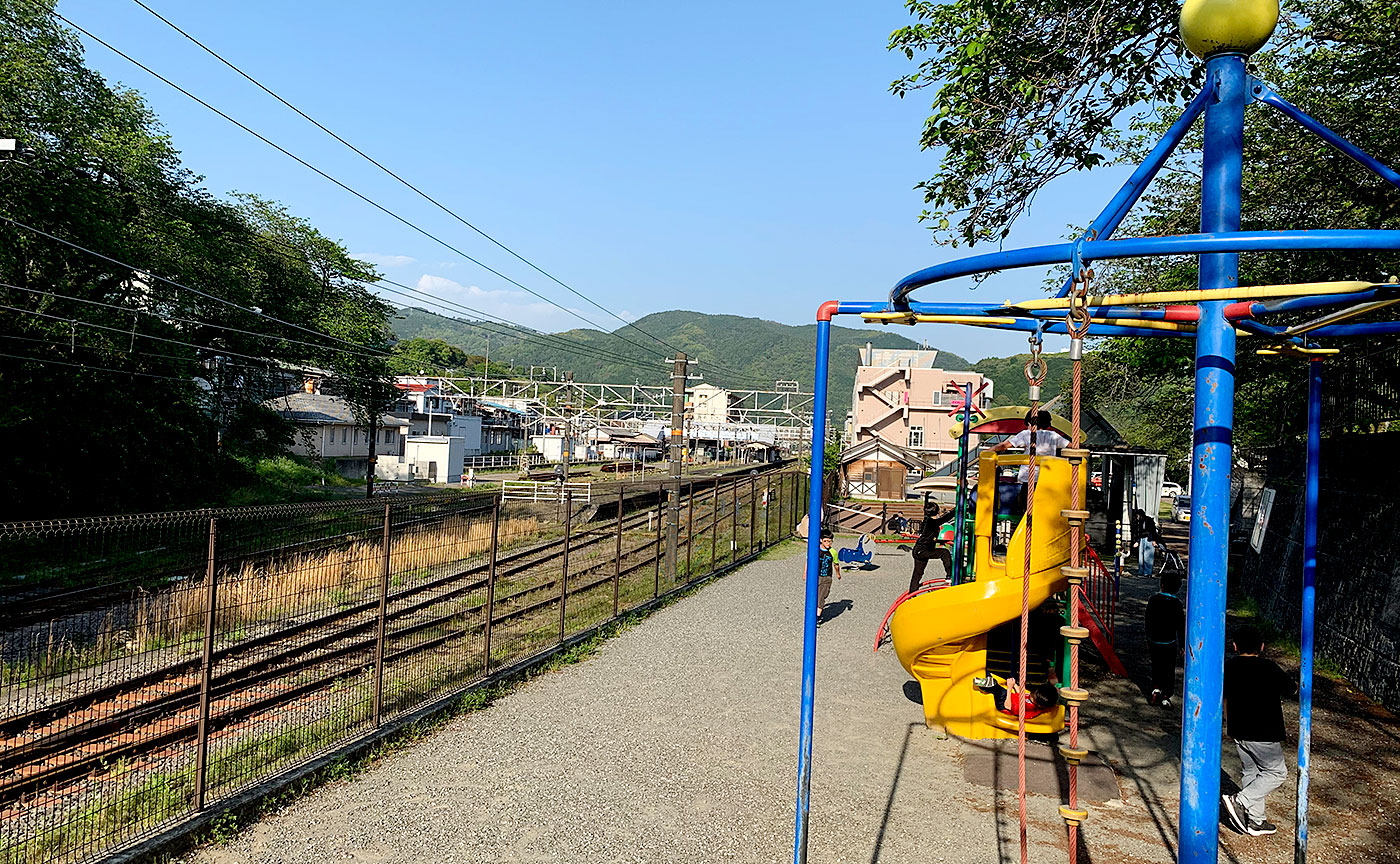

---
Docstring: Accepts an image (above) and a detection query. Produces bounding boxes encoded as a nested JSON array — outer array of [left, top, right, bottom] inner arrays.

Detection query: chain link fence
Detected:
[[0, 470, 806, 864]]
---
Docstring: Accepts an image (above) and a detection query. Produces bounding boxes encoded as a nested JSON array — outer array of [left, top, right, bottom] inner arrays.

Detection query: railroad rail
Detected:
[[1, 470, 805, 864]]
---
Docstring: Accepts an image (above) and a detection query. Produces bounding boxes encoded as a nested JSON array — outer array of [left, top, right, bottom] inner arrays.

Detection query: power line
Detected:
[[0, 212, 391, 357], [126, 0, 742, 375], [47, 8, 673, 366], [5, 283, 396, 364], [0, 329, 402, 389], [87, 195, 677, 374], [0, 347, 196, 382]]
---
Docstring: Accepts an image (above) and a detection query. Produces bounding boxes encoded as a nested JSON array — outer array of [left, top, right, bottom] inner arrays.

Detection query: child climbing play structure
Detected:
[[795, 1, 1400, 863]]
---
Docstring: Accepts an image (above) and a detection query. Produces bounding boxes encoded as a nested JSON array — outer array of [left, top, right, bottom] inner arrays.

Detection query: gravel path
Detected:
[[185, 539, 1399, 864]]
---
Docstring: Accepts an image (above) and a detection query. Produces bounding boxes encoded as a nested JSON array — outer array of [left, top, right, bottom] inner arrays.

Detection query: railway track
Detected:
[[1, 494, 496, 633], [0, 481, 775, 809]]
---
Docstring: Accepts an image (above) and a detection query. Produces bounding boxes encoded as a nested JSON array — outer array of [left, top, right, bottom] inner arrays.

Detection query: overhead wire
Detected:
[[45, 7, 675, 367], [75, 158, 728, 381], [6, 283, 396, 364], [8, 3, 772, 391], [1, 303, 438, 392], [125, 0, 763, 384], [0, 212, 394, 358], [0, 347, 199, 382]]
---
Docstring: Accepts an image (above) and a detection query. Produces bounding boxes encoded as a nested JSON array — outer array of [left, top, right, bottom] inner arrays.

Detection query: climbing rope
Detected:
[[1018, 334, 1048, 864], [1058, 263, 1095, 860]]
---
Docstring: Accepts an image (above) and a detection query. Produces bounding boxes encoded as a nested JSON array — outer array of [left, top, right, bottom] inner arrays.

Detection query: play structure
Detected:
[[887, 453, 1083, 739], [794, 2, 1400, 863]]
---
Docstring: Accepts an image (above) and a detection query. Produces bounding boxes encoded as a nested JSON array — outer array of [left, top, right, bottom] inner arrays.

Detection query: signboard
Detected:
[[1250, 487, 1276, 553]]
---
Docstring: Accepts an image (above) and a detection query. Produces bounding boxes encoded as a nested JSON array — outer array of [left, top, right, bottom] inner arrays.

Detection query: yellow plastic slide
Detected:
[[889, 452, 1083, 739]]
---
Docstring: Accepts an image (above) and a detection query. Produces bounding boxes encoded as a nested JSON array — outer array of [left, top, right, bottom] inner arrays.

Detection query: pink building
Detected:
[[845, 345, 993, 470]]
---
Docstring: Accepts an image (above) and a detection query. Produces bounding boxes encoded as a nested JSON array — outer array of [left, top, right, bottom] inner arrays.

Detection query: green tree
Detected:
[[893, 0, 1400, 469], [0, 2, 397, 514]]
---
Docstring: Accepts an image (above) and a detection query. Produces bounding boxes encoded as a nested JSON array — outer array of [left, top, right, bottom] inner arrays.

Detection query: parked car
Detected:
[[1171, 494, 1192, 522], [1161, 481, 1184, 498]]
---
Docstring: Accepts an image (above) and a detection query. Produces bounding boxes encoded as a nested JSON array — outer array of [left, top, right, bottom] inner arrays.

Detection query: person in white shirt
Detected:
[[988, 410, 1070, 511]]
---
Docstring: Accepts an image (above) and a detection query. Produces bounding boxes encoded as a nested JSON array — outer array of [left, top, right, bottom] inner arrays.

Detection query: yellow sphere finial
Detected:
[[1180, 0, 1280, 58]]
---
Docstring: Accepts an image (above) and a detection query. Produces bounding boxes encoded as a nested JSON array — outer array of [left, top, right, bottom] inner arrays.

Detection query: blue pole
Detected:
[[951, 382, 973, 584], [1297, 359, 1321, 863], [1252, 79, 1400, 193], [1052, 83, 1215, 298], [794, 304, 834, 864], [1179, 52, 1245, 864]]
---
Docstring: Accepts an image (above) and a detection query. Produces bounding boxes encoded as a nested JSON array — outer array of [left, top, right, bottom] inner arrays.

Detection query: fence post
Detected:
[[654, 486, 663, 597], [560, 491, 572, 641], [686, 480, 694, 580], [777, 473, 786, 540], [749, 475, 756, 556], [483, 497, 500, 674], [372, 503, 391, 727], [710, 480, 719, 571], [731, 477, 739, 563], [193, 516, 219, 811], [614, 488, 624, 617], [764, 476, 772, 548]]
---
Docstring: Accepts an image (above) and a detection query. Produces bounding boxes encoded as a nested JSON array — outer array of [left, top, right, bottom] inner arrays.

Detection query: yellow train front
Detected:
[[888, 450, 1084, 739]]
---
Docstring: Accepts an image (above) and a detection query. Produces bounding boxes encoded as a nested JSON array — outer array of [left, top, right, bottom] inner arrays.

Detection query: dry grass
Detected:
[[133, 513, 545, 645], [6, 514, 546, 685]]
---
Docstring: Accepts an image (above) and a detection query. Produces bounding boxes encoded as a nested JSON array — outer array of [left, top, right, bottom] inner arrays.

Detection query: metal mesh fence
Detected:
[[0, 470, 805, 864], [1237, 430, 1400, 711]]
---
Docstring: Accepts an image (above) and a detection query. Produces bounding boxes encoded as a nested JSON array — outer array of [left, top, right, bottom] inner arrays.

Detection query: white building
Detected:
[[265, 390, 409, 479], [403, 436, 467, 484], [690, 384, 732, 424]]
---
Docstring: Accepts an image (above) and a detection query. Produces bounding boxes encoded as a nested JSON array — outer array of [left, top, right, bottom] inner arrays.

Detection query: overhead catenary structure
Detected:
[[430, 374, 814, 452], [795, 2, 1400, 863]]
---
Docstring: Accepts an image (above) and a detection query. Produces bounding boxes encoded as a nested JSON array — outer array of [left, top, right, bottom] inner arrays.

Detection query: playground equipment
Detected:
[[835, 533, 874, 568], [794, 2, 1400, 862], [888, 453, 1083, 738]]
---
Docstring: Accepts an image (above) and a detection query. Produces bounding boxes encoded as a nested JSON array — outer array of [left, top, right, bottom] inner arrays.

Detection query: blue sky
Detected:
[[58, 1, 1136, 361]]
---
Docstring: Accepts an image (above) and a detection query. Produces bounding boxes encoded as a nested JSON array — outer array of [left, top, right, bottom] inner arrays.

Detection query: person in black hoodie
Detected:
[[1144, 573, 1185, 708], [909, 496, 957, 594], [1221, 625, 1298, 837]]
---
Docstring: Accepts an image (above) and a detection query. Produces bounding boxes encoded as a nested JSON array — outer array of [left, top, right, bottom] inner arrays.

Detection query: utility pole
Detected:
[[664, 354, 692, 583], [561, 370, 574, 481]]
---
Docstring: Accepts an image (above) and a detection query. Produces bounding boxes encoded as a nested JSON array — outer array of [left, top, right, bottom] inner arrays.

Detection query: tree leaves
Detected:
[[0, 2, 396, 515], [890, 0, 1196, 246]]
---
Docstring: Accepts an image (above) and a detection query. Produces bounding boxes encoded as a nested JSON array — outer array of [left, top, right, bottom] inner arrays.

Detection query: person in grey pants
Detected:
[[1221, 625, 1298, 837]]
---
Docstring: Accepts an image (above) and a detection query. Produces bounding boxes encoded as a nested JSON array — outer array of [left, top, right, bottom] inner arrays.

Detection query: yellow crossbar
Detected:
[[1007, 281, 1380, 311]]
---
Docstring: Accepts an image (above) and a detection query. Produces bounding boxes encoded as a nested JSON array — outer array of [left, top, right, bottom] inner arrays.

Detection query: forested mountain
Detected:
[[391, 306, 1064, 422]]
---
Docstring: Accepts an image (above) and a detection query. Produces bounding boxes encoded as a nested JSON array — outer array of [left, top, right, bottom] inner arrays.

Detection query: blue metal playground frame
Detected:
[[796, 52, 1400, 864]]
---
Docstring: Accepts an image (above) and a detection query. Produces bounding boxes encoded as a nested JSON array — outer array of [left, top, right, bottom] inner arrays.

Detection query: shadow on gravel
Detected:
[[902, 680, 922, 705], [819, 600, 854, 623], [868, 722, 923, 864]]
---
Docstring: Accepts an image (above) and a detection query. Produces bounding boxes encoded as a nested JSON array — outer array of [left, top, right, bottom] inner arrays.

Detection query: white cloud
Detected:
[[403, 273, 600, 333], [353, 252, 417, 268], [617, 310, 637, 321]]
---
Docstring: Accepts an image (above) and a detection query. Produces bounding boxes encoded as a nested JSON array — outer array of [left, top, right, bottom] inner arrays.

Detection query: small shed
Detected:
[[839, 436, 931, 500], [403, 436, 466, 484]]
